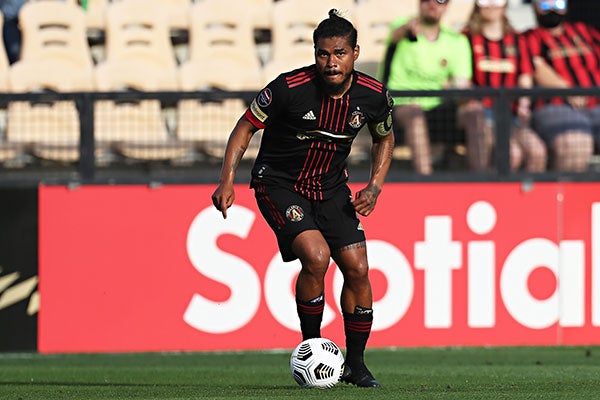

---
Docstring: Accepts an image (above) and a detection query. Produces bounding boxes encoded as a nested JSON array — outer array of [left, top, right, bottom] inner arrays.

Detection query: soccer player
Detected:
[[211, 9, 394, 388]]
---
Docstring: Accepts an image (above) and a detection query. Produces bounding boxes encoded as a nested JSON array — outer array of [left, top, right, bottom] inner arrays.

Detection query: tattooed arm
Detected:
[[351, 123, 394, 217], [211, 117, 258, 219]]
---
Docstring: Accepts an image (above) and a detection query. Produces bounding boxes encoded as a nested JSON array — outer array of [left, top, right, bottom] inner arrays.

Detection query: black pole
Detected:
[[77, 93, 95, 181]]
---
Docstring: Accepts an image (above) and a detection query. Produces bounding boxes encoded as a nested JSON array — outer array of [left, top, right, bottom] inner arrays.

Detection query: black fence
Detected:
[[0, 86, 598, 187]]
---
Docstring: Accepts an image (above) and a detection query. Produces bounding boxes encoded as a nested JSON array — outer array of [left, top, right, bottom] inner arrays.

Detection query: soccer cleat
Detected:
[[340, 362, 381, 388]]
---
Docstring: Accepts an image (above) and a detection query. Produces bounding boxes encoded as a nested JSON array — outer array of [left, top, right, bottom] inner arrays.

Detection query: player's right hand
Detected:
[[211, 183, 235, 219]]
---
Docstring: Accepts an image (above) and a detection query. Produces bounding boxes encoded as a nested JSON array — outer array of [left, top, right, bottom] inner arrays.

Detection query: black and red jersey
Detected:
[[524, 21, 600, 107], [245, 65, 393, 201], [464, 29, 532, 108]]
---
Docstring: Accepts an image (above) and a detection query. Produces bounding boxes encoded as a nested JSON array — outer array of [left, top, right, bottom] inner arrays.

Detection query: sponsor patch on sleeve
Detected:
[[257, 88, 273, 107], [374, 113, 393, 137], [249, 99, 268, 123]]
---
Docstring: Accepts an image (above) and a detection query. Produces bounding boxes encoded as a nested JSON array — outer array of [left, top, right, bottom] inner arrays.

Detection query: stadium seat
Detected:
[[178, 0, 262, 91], [6, 0, 95, 163], [94, 67, 192, 161], [443, 0, 474, 30], [177, 98, 262, 159], [249, 0, 273, 31], [158, 0, 191, 32], [0, 13, 8, 85], [0, 11, 20, 163], [100, 0, 178, 77], [262, 0, 354, 84], [352, 0, 418, 71], [84, 0, 109, 32], [94, 0, 192, 162]]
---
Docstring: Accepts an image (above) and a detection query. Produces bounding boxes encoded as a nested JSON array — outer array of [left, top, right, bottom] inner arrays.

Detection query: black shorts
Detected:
[[252, 179, 366, 262]]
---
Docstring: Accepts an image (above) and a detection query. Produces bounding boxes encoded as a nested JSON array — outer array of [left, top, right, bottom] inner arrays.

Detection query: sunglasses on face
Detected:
[[420, 0, 449, 4], [476, 0, 507, 7], [536, 0, 567, 12]]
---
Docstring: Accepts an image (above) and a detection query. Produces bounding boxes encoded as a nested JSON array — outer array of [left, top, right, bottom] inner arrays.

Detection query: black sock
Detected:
[[296, 294, 324, 340], [343, 306, 373, 367]]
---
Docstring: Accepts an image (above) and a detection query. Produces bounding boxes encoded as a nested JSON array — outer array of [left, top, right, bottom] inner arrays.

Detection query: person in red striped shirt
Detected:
[[524, 0, 600, 172], [463, 0, 547, 172]]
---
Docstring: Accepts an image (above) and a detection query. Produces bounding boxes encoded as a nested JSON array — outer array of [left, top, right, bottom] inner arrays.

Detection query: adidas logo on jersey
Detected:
[[302, 110, 316, 120]]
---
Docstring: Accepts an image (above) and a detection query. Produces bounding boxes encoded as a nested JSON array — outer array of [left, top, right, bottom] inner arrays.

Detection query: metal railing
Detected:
[[0, 87, 598, 186]]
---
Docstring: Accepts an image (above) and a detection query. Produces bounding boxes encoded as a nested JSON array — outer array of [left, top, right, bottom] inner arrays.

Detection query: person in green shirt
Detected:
[[380, 0, 491, 174]]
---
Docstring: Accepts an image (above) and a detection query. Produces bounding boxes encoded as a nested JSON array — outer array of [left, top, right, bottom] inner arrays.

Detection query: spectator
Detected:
[[463, 0, 547, 172], [524, 0, 600, 172], [0, 0, 25, 64], [380, 0, 490, 174]]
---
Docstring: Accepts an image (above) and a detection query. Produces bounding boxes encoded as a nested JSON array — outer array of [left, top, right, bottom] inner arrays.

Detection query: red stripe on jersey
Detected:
[[286, 70, 316, 88], [356, 74, 383, 92], [469, 32, 520, 88], [527, 22, 600, 107], [244, 108, 266, 129], [336, 95, 350, 132], [294, 142, 336, 200], [470, 33, 487, 87], [319, 95, 350, 132], [560, 24, 591, 87], [318, 96, 326, 126], [518, 35, 533, 75], [254, 181, 286, 228], [329, 98, 338, 131]]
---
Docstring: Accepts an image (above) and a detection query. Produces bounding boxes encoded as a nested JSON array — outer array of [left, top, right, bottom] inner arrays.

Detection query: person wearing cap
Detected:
[[463, 0, 547, 172], [524, 0, 600, 172], [380, 0, 489, 175]]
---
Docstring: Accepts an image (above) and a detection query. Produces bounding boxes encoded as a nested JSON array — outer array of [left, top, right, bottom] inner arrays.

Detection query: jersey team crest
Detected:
[[348, 110, 365, 129], [286, 205, 305, 222]]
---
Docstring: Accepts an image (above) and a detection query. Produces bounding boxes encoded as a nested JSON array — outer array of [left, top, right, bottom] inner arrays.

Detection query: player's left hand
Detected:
[[351, 185, 380, 217]]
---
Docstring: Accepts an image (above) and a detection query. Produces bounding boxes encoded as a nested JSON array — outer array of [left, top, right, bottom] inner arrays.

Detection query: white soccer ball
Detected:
[[290, 338, 345, 389]]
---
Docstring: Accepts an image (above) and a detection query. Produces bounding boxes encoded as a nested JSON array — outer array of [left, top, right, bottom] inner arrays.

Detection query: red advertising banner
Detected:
[[38, 183, 600, 353]]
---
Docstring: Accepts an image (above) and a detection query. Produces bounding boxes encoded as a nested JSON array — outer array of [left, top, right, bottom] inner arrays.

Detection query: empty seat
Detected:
[[262, 0, 354, 84], [0, 11, 19, 162], [353, 0, 418, 68], [162, 0, 191, 32], [6, 0, 95, 163], [178, 0, 262, 91], [177, 98, 261, 159], [443, 0, 474, 30], [249, 0, 273, 31], [93, 0, 192, 161], [99, 0, 178, 80], [84, 0, 109, 32]]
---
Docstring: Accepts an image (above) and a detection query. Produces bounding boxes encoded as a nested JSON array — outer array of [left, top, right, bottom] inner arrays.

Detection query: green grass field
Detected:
[[1, 346, 600, 399]]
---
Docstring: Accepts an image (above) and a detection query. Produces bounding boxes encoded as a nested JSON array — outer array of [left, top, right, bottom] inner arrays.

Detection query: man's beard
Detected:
[[319, 72, 352, 96], [422, 15, 440, 25], [536, 11, 566, 28]]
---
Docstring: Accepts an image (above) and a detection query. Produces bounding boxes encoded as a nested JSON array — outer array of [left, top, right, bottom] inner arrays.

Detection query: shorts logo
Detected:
[[286, 205, 304, 222], [258, 88, 273, 108], [348, 110, 365, 129]]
